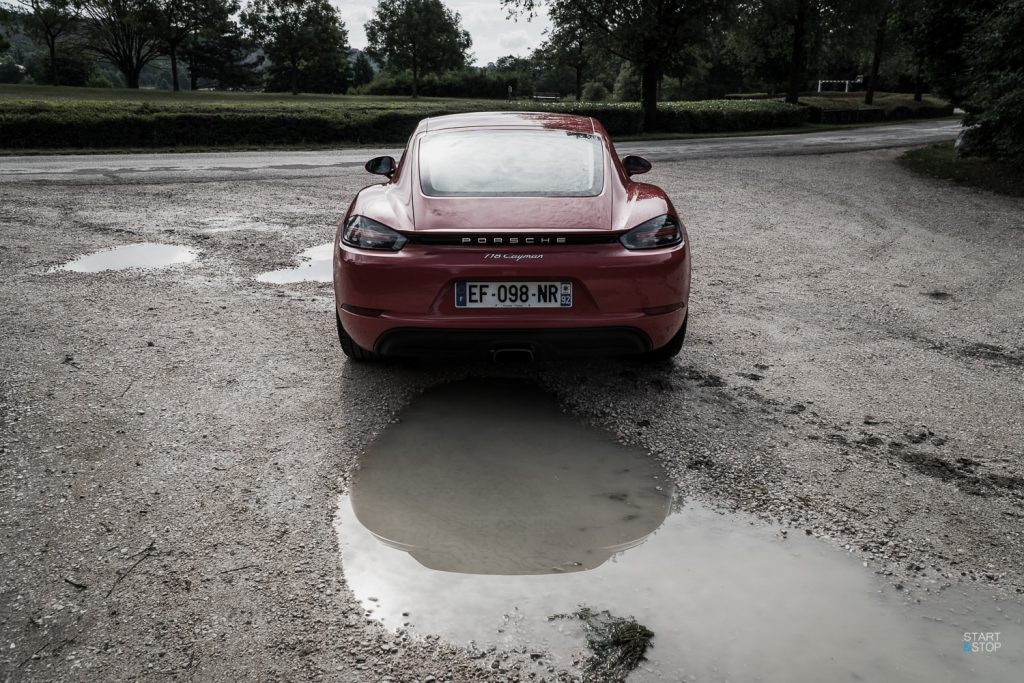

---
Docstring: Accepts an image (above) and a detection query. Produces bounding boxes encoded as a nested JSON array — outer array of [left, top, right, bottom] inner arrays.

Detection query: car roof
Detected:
[[420, 111, 598, 135]]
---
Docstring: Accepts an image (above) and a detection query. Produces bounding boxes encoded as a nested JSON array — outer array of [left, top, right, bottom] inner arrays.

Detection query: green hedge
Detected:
[[0, 103, 452, 148], [0, 98, 807, 149], [511, 100, 806, 136]]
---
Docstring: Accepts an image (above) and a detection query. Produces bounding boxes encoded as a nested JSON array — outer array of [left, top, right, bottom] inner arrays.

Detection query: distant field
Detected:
[[0, 85, 949, 152]]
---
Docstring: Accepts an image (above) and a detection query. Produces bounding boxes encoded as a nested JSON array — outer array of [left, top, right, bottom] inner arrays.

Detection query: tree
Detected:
[[151, 0, 212, 91], [541, 2, 595, 100], [153, 0, 190, 90], [504, 1, 723, 131], [890, 0, 930, 101], [0, 6, 10, 53], [724, 6, 791, 95], [351, 50, 374, 88], [961, 0, 1024, 166], [11, 0, 80, 86], [82, 0, 161, 88], [242, 0, 350, 94], [862, 0, 893, 104], [181, 13, 252, 89], [365, 0, 471, 99]]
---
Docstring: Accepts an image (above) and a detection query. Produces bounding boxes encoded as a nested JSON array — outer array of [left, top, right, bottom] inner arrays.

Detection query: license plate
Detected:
[[455, 281, 573, 308]]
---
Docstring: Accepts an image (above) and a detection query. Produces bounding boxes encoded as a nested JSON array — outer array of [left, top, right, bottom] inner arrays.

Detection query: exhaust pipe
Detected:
[[491, 347, 535, 363]]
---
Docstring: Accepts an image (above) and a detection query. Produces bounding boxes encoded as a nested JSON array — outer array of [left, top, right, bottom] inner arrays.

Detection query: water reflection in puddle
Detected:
[[256, 242, 332, 283], [336, 380, 1023, 682], [54, 243, 198, 273]]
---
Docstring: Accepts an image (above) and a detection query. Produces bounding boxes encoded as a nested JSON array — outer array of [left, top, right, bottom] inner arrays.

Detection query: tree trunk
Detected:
[[412, 61, 419, 99], [575, 65, 582, 101], [48, 38, 57, 86], [913, 62, 923, 102], [864, 12, 887, 105], [190, 67, 198, 91], [785, 0, 808, 105], [171, 48, 180, 92], [640, 61, 661, 132], [127, 66, 140, 89], [291, 61, 298, 95]]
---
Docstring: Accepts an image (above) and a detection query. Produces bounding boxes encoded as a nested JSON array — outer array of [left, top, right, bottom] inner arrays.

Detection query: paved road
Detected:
[[0, 119, 960, 184]]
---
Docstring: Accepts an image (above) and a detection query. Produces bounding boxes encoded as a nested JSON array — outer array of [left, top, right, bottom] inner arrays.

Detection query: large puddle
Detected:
[[256, 242, 332, 283], [336, 380, 1022, 681], [54, 243, 197, 273]]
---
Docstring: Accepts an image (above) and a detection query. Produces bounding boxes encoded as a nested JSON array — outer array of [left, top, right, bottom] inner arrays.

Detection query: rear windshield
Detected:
[[418, 130, 604, 197]]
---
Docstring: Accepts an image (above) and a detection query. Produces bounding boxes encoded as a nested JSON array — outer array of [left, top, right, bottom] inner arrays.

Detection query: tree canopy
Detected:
[[81, 0, 162, 89], [241, 0, 349, 94], [365, 0, 471, 98], [503, 0, 724, 130], [11, 0, 80, 85]]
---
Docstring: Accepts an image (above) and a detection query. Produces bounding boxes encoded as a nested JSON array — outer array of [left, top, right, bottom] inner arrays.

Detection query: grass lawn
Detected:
[[798, 92, 950, 110], [899, 143, 1024, 197]]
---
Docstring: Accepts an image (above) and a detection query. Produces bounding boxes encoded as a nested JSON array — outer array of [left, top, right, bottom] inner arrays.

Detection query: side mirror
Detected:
[[622, 155, 652, 176], [365, 156, 396, 178]]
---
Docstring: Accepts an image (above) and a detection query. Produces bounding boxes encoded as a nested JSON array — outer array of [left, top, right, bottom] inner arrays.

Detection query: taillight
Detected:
[[341, 215, 408, 251], [619, 215, 684, 250]]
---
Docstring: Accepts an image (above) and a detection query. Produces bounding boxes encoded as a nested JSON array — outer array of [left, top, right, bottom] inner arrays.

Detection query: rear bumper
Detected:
[[374, 326, 652, 359], [333, 236, 690, 355]]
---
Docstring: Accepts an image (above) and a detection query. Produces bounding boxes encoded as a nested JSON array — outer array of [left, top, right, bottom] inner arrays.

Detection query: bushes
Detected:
[[581, 82, 610, 102], [958, 0, 1024, 167], [654, 100, 807, 133], [0, 95, 805, 149], [358, 69, 531, 99], [0, 101, 455, 148]]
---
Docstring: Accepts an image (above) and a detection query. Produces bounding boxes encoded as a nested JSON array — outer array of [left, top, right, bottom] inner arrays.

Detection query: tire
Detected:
[[642, 314, 687, 362], [336, 311, 379, 361]]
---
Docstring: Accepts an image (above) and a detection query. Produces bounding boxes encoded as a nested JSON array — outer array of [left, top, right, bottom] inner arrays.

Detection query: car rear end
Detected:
[[334, 113, 690, 360]]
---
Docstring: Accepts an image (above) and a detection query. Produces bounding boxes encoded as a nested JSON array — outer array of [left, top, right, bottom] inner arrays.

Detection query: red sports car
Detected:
[[332, 111, 691, 361]]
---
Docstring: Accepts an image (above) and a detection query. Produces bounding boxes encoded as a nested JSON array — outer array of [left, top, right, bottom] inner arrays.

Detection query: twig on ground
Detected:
[[106, 539, 156, 597]]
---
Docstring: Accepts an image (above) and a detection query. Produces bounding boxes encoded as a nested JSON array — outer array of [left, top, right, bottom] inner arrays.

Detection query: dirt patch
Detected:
[[959, 342, 1024, 367]]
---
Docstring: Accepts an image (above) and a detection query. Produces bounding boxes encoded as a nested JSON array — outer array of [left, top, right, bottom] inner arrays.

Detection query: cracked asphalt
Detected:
[[1, 123, 1022, 681]]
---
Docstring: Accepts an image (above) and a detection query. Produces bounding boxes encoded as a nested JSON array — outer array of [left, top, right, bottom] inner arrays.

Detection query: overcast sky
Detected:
[[334, 1, 552, 66]]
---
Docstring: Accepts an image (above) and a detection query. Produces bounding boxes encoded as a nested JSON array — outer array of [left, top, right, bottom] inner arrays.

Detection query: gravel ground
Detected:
[[1, 148, 1022, 681]]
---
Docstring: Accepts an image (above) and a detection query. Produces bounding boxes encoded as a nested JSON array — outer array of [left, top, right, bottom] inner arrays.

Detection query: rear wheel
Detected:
[[336, 311, 379, 361], [642, 314, 687, 362]]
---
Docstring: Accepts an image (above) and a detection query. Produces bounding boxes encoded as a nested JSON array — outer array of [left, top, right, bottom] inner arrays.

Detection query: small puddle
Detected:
[[336, 380, 1023, 682], [256, 242, 332, 283], [54, 243, 197, 273]]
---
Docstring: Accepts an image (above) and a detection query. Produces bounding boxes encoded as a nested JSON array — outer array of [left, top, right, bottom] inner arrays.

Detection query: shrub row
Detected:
[[0, 105, 449, 148], [0, 99, 807, 149], [516, 100, 807, 136]]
